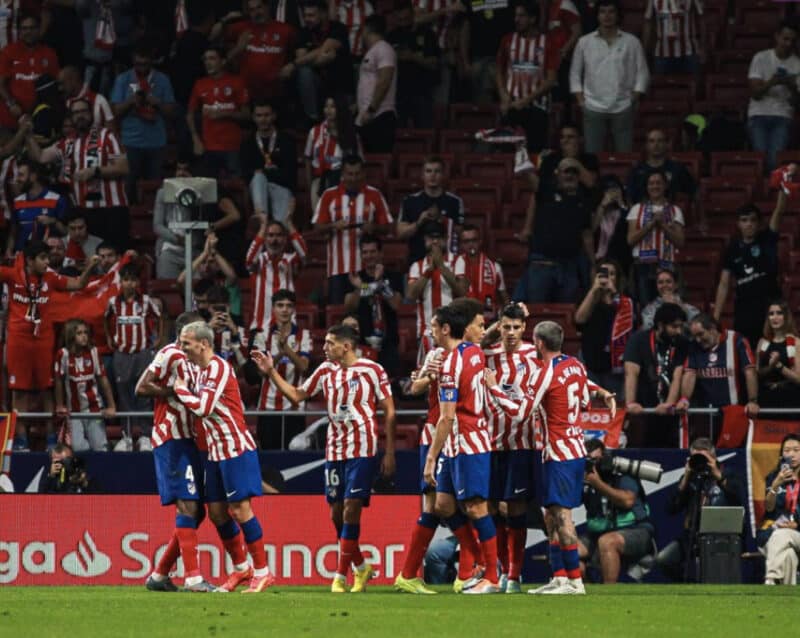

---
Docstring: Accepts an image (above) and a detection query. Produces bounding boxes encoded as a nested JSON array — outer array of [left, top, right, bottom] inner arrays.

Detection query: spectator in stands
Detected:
[[575, 259, 633, 399], [169, 2, 214, 109], [5, 159, 67, 258], [203, 283, 248, 370], [341, 312, 379, 361], [626, 170, 685, 306], [757, 301, 800, 410], [152, 160, 202, 279], [640, 267, 700, 331], [312, 153, 393, 304], [747, 20, 800, 172], [104, 263, 163, 452], [187, 46, 250, 178], [343, 234, 404, 377], [518, 156, 593, 303], [592, 174, 631, 274], [625, 128, 696, 206], [295, 1, 353, 124], [676, 314, 759, 418], [54, 318, 116, 452], [331, 0, 374, 61], [39, 443, 99, 493], [241, 100, 297, 223], [178, 233, 240, 320], [77, 0, 136, 96], [642, 0, 704, 75], [760, 433, 800, 584], [466, 0, 512, 103], [569, 0, 649, 153], [245, 214, 307, 333], [304, 95, 359, 212], [579, 439, 654, 584], [459, 223, 508, 320], [356, 14, 397, 154], [656, 437, 745, 582], [0, 13, 59, 130], [406, 221, 467, 357], [388, 1, 438, 128], [534, 123, 598, 204], [247, 288, 311, 449], [623, 302, 688, 448], [545, 0, 582, 100], [495, 0, 558, 153], [27, 97, 131, 251], [62, 211, 102, 270], [396, 156, 464, 265], [225, 0, 297, 102], [713, 191, 788, 350], [95, 242, 120, 275], [60, 65, 114, 129], [46, 235, 67, 273], [111, 43, 177, 203]]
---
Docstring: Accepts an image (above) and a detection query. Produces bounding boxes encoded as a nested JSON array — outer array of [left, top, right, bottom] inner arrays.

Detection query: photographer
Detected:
[[39, 444, 99, 494], [656, 437, 744, 582], [578, 439, 655, 584]]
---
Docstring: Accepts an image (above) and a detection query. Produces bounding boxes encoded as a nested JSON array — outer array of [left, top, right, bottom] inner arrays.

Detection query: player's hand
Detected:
[[603, 392, 617, 419], [484, 368, 498, 388], [237, 29, 253, 50], [101, 406, 116, 419], [381, 450, 396, 478], [423, 455, 437, 487], [173, 377, 187, 391], [251, 350, 275, 375], [49, 460, 62, 477], [429, 243, 444, 268]]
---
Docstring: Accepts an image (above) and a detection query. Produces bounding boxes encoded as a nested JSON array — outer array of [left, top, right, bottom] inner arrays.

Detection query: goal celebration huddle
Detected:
[[138, 298, 615, 595]]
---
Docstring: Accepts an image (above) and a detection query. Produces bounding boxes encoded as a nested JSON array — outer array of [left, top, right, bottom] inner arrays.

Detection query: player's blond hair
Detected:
[[181, 320, 214, 346], [533, 321, 564, 353]]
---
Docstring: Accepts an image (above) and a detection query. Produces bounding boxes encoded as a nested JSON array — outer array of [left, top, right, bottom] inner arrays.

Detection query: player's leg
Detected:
[[549, 504, 584, 594], [489, 452, 508, 583], [342, 457, 380, 593], [504, 449, 532, 592]]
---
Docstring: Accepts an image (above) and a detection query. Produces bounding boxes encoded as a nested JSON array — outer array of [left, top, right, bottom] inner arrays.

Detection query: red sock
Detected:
[[495, 523, 509, 574], [401, 523, 437, 579], [175, 528, 200, 577], [222, 531, 248, 567], [480, 536, 499, 584], [337, 538, 361, 575], [473, 525, 487, 568], [247, 539, 267, 571], [507, 528, 526, 580], [155, 533, 181, 576], [453, 524, 481, 580]]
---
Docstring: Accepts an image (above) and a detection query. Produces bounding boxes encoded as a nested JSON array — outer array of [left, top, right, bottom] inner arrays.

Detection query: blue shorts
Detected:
[[419, 444, 436, 494], [325, 457, 378, 505], [541, 458, 585, 509], [153, 439, 204, 506], [204, 450, 263, 504], [490, 449, 534, 501], [435, 452, 490, 501]]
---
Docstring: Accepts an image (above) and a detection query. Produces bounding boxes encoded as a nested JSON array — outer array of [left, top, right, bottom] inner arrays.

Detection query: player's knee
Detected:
[[228, 500, 253, 522], [463, 499, 488, 520], [176, 499, 199, 519], [207, 503, 230, 526]]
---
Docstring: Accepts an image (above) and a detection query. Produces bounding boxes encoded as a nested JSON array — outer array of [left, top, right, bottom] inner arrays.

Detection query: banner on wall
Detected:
[[0, 495, 420, 585]]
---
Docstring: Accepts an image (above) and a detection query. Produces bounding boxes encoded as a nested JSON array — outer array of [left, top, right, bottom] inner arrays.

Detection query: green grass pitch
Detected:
[[0, 586, 798, 637]]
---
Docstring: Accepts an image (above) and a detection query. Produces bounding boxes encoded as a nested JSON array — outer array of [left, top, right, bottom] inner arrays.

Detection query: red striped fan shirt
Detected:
[[546, 0, 580, 53], [147, 342, 196, 447], [332, 0, 373, 57], [407, 253, 466, 340], [66, 85, 115, 129], [645, 0, 703, 59], [56, 127, 127, 208], [312, 183, 392, 277], [245, 232, 307, 331], [105, 293, 160, 354], [175, 354, 257, 461], [54, 346, 106, 413], [412, 0, 455, 51], [463, 252, 506, 316], [497, 31, 558, 107], [253, 323, 312, 410], [301, 358, 391, 461], [418, 345, 445, 446], [304, 121, 343, 177]]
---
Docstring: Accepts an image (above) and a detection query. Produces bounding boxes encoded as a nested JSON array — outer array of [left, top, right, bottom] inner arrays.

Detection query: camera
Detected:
[[59, 455, 84, 482], [688, 452, 711, 477], [586, 453, 663, 483]]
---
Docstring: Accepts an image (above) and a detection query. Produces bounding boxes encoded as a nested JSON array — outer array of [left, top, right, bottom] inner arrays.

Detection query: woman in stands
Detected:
[[640, 267, 700, 330], [760, 433, 800, 585], [54, 319, 116, 452], [592, 174, 632, 276], [626, 170, 685, 306], [304, 95, 360, 212], [757, 300, 800, 410]]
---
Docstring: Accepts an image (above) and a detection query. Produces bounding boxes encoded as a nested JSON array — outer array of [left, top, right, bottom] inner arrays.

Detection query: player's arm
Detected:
[[586, 380, 617, 418], [251, 350, 309, 404], [135, 368, 174, 398], [480, 319, 501, 349], [379, 395, 396, 477], [173, 377, 223, 417], [65, 255, 101, 291], [424, 400, 455, 486]]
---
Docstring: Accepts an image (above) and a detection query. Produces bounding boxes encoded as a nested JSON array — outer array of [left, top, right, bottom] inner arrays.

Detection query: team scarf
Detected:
[[94, 1, 116, 51], [636, 201, 677, 264], [769, 164, 800, 197], [758, 335, 796, 369], [175, 0, 188, 37], [610, 294, 634, 372]]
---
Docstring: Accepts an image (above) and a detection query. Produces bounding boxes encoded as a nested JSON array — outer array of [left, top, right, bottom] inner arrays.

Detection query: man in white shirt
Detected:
[[747, 20, 800, 172], [355, 14, 397, 153], [569, 0, 648, 153]]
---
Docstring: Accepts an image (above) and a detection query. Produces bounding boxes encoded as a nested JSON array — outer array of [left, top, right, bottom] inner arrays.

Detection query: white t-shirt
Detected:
[[357, 39, 397, 117], [747, 48, 800, 119]]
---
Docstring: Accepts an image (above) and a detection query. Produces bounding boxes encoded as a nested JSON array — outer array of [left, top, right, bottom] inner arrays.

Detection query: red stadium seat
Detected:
[[635, 103, 683, 140], [439, 129, 477, 156], [457, 154, 514, 183], [294, 262, 327, 300], [449, 103, 498, 130], [362, 154, 393, 185], [325, 304, 347, 328], [499, 202, 528, 228], [647, 75, 697, 104], [147, 279, 184, 318], [671, 152, 703, 181], [726, 26, 773, 52], [713, 50, 754, 75], [393, 129, 436, 154], [396, 153, 454, 180], [137, 179, 161, 208], [734, 2, 786, 30], [449, 179, 502, 214], [705, 75, 750, 104], [386, 178, 423, 211], [699, 178, 754, 211], [710, 152, 765, 179], [294, 303, 319, 330], [597, 152, 639, 181]]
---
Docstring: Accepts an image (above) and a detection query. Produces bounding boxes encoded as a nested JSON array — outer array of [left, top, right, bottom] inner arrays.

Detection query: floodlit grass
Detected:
[[0, 585, 797, 638]]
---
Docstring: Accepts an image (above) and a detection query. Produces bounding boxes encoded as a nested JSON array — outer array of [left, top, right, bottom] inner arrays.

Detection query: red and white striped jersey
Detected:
[[528, 354, 590, 462], [439, 342, 491, 457], [146, 342, 196, 447], [496, 31, 558, 107], [412, 0, 455, 51], [66, 85, 115, 129], [419, 345, 445, 446], [484, 342, 539, 450], [245, 232, 307, 331], [56, 127, 128, 208], [105, 293, 160, 354], [332, 0, 373, 57], [54, 346, 106, 413], [546, 0, 580, 53], [312, 184, 392, 277], [175, 354, 257, 461], [644, 0, 703, 59], [253, 323, 312, 410], [463, 252, 506, 316], [305, 121, 344, 177], [301, 358, 391, 461], [407, 253, 466, 339]]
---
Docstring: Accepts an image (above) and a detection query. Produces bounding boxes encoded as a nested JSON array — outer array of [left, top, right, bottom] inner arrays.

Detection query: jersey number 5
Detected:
[[566, 381, 580, 425]]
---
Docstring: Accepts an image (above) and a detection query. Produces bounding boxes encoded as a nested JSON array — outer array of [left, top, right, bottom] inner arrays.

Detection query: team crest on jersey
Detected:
[[187, 482, 196, 495], [470, 354, 481, 366], [517, 363, 526, 371], [349, 379, 359, 390]]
